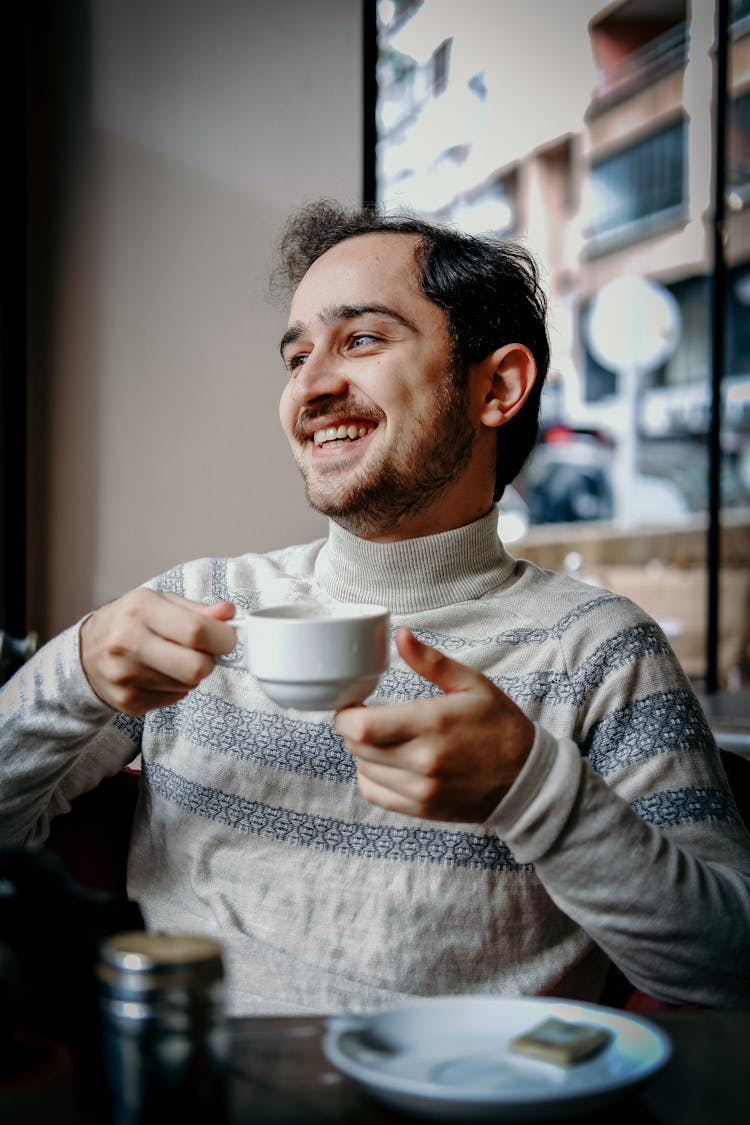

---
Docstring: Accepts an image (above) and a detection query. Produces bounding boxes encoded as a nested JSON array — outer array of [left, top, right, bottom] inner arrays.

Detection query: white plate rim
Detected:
[[323, 995, 673, 1109]]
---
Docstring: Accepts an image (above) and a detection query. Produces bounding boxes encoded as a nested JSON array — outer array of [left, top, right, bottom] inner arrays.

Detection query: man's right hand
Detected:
[[80, 589, 237, 715]]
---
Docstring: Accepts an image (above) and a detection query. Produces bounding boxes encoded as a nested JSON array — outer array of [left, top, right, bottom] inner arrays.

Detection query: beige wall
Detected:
[[29, 0, 362, 640]]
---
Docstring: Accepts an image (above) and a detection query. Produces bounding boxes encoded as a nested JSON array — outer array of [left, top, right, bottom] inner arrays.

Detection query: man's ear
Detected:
[[474, 343, 537, 429]]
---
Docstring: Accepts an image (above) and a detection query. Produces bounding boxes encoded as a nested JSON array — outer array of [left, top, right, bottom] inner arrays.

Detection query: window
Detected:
[[728, 89, 750, 192], [731, 0, 750, 27], [727, 262, 750, 376], [589, 16, 687, 106], [370, 0, 750, 691], [432, 39, 451, 97], [587, 119, 686, 241]]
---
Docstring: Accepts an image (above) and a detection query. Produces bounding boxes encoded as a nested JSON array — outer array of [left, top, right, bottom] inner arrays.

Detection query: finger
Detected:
[[356, 755, 435, 801], [132, 630, 218, 688], [143, 593, 237, 655], [395, 627, 488, 695], [98, 635, 216, 699], [90, 641, 211, 712], [157, 591, 235, 618], [160, 593, 235, 621], [355, 763, 426, 818], [335, 696, 447, 747], [199, 600, 236, 621], [343, 731, 421, 769], [356, 759, 471, 822], [115, 685, 197, 717]]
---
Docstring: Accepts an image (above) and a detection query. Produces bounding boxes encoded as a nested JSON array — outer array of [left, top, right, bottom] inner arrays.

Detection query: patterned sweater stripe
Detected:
[[143, 760, 527, 871]]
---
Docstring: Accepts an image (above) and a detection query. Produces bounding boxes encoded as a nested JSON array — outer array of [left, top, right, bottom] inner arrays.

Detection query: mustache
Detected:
[[294, 400, 386, 440]]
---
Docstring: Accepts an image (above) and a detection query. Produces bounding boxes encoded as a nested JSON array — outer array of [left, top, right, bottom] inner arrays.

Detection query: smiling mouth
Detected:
[[312, 423, 377, 448]]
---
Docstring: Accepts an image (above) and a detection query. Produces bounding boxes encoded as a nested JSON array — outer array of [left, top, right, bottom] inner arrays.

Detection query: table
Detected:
[[699, 690, 750, 760], [227, 1010, 750, 1125]]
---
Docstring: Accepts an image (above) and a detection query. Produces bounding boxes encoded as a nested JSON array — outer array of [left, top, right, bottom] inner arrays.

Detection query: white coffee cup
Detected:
[[225, 603, 390, 711]]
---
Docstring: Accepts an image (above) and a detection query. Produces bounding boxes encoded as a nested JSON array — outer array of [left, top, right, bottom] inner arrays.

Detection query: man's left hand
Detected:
[[334, 627, 535, 823]]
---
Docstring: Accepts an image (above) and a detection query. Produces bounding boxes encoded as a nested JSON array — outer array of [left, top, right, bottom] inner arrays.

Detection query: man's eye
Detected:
[[286, 353, 308, 372], [349, 333, 379, 350]]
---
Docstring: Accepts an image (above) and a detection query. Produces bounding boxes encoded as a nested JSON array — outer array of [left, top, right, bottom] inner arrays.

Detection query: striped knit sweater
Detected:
[[2, 507, 749, 1013]]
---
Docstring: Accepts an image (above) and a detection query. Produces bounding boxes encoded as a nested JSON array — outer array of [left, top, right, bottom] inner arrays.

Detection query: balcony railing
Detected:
[[589, 22, 688, 112]]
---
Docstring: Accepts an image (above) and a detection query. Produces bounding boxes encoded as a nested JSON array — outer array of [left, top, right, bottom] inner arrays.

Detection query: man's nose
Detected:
[[289, 349, 349, 405]]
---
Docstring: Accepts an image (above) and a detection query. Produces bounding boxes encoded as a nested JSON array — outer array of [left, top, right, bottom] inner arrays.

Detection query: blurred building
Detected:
[[376, 0, 750, 524]]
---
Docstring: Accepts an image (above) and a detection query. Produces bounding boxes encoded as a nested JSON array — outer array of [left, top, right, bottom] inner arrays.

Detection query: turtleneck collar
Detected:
[[313, 505, 515, 614]]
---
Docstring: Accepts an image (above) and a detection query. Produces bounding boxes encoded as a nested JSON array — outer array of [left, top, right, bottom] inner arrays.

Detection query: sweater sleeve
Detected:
[[487, 716, 750, 1008], [0, 620, 142, 845]]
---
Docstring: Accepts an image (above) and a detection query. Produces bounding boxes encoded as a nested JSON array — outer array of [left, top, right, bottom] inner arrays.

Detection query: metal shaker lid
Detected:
[[97, 931, 224, 991]]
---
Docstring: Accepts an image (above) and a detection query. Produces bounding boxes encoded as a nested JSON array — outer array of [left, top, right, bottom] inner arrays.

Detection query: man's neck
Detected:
[[316, 505, 512, 614], [329, 498, 496, 544]]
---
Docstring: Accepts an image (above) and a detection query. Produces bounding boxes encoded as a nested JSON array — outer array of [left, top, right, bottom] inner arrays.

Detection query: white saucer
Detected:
[[323, 995, 672, 1122]]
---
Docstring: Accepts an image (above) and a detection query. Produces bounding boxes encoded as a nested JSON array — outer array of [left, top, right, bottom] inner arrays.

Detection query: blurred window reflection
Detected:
[[375, 0, 750, 690], [587, 119, 686, 243]]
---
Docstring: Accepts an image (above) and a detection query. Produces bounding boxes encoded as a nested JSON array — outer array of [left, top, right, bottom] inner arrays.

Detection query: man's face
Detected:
[[278, 232, 488, 540]]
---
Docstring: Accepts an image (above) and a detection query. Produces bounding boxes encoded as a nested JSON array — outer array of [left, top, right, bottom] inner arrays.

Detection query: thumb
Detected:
[[198, 600, 236, 621], [395, 626, 482, 695], [159, 592, 236, 621]]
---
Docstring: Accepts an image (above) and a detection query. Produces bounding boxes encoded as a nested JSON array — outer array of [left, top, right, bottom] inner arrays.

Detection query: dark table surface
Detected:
[[227, 1009, 750, 1125], [698, 690, 750, 758]]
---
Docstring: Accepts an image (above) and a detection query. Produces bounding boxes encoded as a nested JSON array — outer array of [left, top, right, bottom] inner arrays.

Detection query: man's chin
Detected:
[[301, 476, 372, 529], [303, 485, 360, 522], [302, 474, 428, 539], [301, 464, 374, 520]]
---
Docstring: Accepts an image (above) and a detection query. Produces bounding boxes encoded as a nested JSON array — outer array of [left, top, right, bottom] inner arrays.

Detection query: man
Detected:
[[2, 202, 749, 1014]]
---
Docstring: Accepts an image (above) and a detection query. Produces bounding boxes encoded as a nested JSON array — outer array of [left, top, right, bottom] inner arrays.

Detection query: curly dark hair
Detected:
[[274, 200, 550, 498]]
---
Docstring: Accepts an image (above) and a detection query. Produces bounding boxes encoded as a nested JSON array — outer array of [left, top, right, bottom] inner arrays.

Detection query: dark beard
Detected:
[[301, 378, 476, 538]]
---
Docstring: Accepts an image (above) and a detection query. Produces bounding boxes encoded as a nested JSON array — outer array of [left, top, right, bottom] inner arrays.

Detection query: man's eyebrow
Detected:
[[279, 303, 416, 356], [280, 322, 306, 356]]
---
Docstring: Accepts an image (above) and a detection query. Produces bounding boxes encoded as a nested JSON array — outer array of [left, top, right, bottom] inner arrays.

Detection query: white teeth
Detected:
[[312, 423, 375, 446]]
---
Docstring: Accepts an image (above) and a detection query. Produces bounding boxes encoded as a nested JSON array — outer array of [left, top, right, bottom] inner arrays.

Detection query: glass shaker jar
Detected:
[[96, 932, 229, 1125]]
